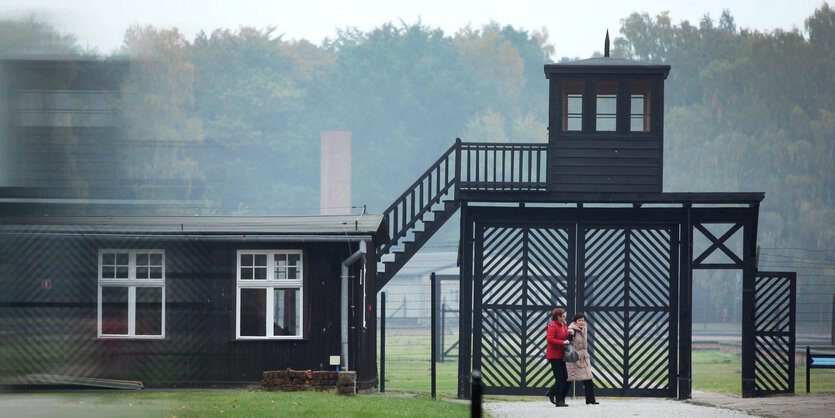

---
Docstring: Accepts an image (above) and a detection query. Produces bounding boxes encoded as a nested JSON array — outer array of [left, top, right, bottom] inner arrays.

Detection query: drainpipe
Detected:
[[340, 240, 367, 371]]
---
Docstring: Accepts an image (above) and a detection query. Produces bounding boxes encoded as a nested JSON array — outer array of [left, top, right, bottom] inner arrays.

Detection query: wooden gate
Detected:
[[577, 224, 678, 397], [472, 223, 574, 395], [471, 220, 678, 397], [750, 271, 796, 396]]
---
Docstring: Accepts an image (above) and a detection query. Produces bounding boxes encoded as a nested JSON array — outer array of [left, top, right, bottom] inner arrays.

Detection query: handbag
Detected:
[[563, 343, 579, 362]]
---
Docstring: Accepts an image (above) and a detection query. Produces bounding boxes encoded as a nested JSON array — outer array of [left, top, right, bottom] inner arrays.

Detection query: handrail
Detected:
[[378, 141, 458, 258], [377, 140, 548, 259], [459, 142, 548, 191], [382, 141, 459, 216]]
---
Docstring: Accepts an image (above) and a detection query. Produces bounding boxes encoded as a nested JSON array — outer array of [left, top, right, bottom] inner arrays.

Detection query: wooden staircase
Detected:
[[375, 139, 548, 291], [376, 141, 460, 291]]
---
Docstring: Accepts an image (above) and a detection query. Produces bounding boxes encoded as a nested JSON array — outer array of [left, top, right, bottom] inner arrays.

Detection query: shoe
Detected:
[[587, 401, 599, 405], [555, 402, 569, 407], [545, 389, 556, 405]]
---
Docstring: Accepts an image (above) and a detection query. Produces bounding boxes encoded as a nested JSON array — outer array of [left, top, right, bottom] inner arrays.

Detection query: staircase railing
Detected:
[[377, 141, 459, 259], [459, 142, 548, 191], [376, 139, 549, 272]]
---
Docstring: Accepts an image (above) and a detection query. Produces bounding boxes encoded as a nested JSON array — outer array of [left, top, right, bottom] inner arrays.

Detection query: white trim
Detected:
[[235, 249, 304, 340], [97, 249, 165, 339]]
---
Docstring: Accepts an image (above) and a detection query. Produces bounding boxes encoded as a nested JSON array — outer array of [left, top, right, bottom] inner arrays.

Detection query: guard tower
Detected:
[[545, 34, 670, 193], [373, 33, 794, 401]]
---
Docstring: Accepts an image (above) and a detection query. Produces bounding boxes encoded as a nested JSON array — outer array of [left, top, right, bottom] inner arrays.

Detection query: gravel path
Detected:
[[484, 398, 757, 417]]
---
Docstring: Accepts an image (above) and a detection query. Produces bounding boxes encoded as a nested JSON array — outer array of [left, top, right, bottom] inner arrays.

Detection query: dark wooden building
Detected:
[[0, 214, 385, 389], [545, 57, 669, 193]]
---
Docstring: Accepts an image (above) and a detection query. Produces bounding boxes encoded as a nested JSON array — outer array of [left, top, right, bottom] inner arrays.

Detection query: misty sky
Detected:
[[0, 0, 822, 58]]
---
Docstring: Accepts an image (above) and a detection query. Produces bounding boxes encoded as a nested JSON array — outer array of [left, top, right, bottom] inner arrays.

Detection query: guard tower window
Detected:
[[630, 81, 652, 132], [595, 81, 617, 131], [561, 80, 583, 131]]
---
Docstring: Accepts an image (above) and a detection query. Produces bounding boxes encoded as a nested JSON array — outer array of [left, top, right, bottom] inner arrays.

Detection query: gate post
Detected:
[[741, 203, 760, 398], [458, 202, 473, 399], [678, 204, 693, 399]]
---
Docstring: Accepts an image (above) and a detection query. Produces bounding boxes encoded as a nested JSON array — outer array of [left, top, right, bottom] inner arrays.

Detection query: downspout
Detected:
[[340, 240, 367, 371]]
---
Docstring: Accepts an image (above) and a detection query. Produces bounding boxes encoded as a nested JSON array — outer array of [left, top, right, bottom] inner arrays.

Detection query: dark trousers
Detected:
[[577, 379, 596, 403], [548, 359, 569, 403]]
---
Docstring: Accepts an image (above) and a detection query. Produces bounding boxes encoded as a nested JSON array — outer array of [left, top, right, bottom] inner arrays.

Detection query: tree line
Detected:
[[2, 4, 834, 322]]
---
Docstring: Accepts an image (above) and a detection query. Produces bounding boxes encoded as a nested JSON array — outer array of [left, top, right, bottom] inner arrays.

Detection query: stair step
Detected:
[[403, 241, 419, 251], [377, 199, 461, 290]]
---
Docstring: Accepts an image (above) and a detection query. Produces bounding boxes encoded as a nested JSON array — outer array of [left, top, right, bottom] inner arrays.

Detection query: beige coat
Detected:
[[566, 322, 593, 382]]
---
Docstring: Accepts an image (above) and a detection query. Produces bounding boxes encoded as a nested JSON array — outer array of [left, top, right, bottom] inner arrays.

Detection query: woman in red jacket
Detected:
[[545, 307, 570, 407]]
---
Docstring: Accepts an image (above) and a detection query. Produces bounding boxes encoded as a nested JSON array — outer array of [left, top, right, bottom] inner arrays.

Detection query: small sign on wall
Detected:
[[41, 279, 51, 289]]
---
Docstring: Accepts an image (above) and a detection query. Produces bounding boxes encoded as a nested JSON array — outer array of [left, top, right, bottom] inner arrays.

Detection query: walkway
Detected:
[[484, 390, 835, 417]]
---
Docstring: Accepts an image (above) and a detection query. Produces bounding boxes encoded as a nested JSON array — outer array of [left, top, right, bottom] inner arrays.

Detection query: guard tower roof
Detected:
[[545, 57, 671, 78]]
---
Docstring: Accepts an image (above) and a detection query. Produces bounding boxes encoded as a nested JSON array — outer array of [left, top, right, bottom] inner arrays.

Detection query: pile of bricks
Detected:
[[261, 369, 356, 395]]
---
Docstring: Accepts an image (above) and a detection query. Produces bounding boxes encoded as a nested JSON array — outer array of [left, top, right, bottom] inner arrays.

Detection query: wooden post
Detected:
[[678, 204, 693, 399], [741, 203, 760, 398], [458, 202, 473, 399], [454, 138, 462, 199]]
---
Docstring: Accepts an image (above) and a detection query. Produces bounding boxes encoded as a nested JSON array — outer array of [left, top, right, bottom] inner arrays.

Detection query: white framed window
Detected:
[[561, 80, 583, 131], [236, 250, 303, 340], [630, 80, 652, 132], [595, 80, 617, 132], [97, 250, 165, 339]]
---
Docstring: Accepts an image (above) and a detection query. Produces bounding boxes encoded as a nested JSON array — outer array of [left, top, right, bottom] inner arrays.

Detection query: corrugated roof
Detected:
[[0, 214, 386, 237]]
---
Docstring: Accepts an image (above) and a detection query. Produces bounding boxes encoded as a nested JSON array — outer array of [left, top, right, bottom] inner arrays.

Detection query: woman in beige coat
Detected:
[[567, 313, 598, 404]]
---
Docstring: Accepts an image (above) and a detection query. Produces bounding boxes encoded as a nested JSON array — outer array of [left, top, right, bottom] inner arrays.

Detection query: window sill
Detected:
[[97, 336, 165, 340], [233, 337, 305, 341]]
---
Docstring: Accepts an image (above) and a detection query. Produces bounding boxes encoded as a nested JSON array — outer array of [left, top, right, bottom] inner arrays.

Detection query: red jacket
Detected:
[[546, 320, 568, 359]]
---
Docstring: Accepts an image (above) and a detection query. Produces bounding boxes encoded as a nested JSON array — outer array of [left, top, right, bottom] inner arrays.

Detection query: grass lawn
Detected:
[[378, 332, 835, 397], [692, 349, 835, 396], [0, 390, 469, 417]]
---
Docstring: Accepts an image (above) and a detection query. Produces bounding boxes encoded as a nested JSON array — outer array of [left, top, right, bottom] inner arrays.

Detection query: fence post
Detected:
[[471, 370, 483, 418], [431, 272, 437, 399], [806, 345, 810, 393], [380, 291, 386, 393]]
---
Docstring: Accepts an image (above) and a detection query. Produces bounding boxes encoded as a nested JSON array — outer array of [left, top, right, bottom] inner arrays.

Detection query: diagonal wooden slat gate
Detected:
[[472, 224, 575, 395], [577, 225, 678, 397], [472, 221, 678, 397], [751, 271, 796, 396]]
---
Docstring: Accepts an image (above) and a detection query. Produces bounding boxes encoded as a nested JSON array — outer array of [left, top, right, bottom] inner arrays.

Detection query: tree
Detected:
[[186, 27, 318, 214], [120, 25, 214, 213], [617, 5, 835, 323], [0, 15, 81, 55]]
